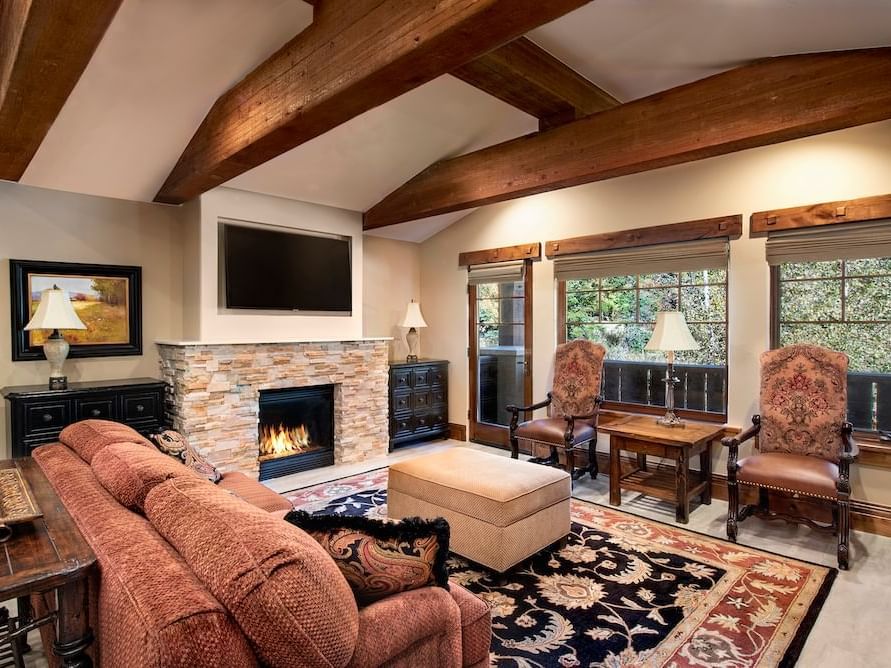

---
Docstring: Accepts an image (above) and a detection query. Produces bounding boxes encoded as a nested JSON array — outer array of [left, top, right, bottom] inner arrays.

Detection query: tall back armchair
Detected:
[[508, 340, 606, 481], [723, 344, 858, 569]]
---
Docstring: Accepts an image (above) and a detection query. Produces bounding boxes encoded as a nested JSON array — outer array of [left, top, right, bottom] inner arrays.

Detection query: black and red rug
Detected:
[[287, 469, 834, 667]]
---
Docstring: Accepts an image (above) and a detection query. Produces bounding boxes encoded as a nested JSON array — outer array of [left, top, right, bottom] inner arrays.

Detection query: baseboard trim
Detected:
[[592, 452, 891, 538], [448, 422, 467, 442]]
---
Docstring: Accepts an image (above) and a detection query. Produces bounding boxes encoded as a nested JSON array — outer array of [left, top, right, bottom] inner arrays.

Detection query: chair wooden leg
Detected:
[[727, 478, 740, 542], [588, 440, 598, 479], [838, 500, 851, 570]]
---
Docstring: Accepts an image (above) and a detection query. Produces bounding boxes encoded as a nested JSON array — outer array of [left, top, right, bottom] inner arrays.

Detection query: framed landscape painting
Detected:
[[10, 260, 142, 361]]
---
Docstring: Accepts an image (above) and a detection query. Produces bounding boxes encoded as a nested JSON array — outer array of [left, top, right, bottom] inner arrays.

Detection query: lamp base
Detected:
[[48, 376, 68, 391], [43, 329, 71, 391], [405, 327, 420, 363], [656, 411, 686, 428]]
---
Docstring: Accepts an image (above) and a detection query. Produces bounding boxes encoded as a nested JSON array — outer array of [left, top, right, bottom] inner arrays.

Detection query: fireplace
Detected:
[[258, 385, 335, 481]]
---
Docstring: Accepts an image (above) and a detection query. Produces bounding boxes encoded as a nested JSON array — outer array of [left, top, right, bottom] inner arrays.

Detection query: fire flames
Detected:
[[259, 423, 311, 459]]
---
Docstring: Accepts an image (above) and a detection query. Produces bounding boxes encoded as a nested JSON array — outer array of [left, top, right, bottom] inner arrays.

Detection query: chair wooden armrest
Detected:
[[506, 393, 552, 417], [722, 415, 761, 478], [840, 422, 859, 461]]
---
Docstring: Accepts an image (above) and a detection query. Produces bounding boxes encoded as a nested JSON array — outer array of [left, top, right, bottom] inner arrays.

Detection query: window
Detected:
[[560, 268, 728, 418], [773, 256, 891, 433]]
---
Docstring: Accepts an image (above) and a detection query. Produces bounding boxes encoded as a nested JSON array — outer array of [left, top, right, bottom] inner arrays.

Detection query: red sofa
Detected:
[[32, 420, 491, 667]]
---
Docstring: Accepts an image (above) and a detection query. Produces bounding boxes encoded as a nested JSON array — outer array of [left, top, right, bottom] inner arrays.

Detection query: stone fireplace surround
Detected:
[[157, 338, 390, 478]]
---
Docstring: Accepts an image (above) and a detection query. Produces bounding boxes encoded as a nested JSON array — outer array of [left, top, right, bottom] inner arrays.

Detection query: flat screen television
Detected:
[[222, 223, 352, 312]]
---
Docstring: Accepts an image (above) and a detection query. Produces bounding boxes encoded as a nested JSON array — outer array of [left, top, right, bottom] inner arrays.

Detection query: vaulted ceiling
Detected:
[[6, 0, 891, 242]]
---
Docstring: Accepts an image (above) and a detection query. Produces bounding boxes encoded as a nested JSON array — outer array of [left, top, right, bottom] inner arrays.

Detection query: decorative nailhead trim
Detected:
[[737, 480, 838, 501]]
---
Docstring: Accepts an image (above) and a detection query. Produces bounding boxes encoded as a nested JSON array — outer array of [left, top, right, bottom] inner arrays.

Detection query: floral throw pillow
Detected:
[[285, 510, 450, 605], [151, 430, 222, 484]]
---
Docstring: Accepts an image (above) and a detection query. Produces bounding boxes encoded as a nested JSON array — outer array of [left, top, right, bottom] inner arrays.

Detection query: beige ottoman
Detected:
[[388, 448, 571, 572]]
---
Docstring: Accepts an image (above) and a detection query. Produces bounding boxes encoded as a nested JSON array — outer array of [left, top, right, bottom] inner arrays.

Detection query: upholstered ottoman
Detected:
[[388, 448, 571, 572]]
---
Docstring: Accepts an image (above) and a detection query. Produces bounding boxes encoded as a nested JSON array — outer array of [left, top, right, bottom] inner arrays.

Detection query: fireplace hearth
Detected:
[[258, 385, 335, 481]]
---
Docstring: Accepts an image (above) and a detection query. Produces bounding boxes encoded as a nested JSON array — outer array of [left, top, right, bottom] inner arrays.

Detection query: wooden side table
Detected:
[[600, 416, 725, 523], [0, 458, 96, 667]]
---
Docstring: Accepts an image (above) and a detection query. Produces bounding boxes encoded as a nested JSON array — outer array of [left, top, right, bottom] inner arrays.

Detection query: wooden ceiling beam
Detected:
[[363, 48, 891, 230], [0, 0, 123, 181], [155, 0, 592, 205], [452, 37, 619, 129]]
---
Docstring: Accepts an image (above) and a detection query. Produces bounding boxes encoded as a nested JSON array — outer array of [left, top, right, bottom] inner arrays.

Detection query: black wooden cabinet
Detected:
[[2, 378, 166, 458], [389, 360, 449, 449]]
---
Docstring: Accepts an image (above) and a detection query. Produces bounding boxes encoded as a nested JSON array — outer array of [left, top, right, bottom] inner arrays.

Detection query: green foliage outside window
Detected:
[[777, 257, 891, 373], [564, 269, 728, 367]]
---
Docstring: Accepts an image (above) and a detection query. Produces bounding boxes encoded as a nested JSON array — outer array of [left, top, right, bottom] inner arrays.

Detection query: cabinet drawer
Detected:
[[392, 370, 412, 391], [412, 391, 432, 411], [24, 401, 70, 438], [430, 366, 447, 386], [391, 415, 414, 437], [392, 392, 412, 414], [414, 410, 446, 431], [75, 394, 119, 421], [430, 387, 447, 406], [122, 393, 160, 424], [412, 368, 432, 388]]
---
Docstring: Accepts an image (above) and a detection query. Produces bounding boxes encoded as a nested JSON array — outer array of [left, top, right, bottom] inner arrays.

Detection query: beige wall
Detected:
[[0, 181, 185, 458], [419, 119, 891, 505], [362, 235, 421, 360]]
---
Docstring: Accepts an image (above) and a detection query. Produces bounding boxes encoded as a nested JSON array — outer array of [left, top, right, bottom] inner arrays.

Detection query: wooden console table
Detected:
[[0, 457, 96, 667], [600, 415, 725, 523]]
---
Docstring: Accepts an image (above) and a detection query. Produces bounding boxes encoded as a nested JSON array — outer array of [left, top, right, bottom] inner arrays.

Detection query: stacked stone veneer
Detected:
[[157, 340, 390, 477]]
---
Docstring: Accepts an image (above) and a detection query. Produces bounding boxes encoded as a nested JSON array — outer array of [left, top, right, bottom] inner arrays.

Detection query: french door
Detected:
[[468, 260, 533, 447]]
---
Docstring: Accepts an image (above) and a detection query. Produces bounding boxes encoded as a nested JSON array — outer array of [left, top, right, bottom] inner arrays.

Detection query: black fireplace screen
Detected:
[[257, 385, 334, 480]]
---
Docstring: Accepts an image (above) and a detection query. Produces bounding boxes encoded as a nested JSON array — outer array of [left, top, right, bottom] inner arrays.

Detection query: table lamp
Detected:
[[645, 311, 699, 427], [400, 300, 428, 362], [24, 285, 86, 390]]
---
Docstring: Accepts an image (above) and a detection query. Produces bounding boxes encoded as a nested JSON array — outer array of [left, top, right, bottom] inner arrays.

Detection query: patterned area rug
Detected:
[[286, 470, 835, 667]]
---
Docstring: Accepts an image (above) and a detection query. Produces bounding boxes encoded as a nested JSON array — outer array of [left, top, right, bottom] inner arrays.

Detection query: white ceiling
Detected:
[[16, 0, 891, 242]]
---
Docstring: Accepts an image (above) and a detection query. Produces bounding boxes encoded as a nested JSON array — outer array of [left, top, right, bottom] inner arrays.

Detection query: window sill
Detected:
[[600, 401, 727, 424]]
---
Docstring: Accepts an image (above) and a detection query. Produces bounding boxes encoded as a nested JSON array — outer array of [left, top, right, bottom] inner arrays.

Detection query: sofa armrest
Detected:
[[448, 584, 492, 668], [348, 586, 462, 668], [217, 472, 293, 513]]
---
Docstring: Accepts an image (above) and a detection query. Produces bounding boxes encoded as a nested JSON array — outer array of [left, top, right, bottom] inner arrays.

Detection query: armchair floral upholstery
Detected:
[[723, 344, 858, 569], [508, 340, 606, 481]]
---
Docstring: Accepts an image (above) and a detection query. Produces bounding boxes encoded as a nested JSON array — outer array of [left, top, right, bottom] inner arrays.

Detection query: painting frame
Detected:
[[10, 259, 142, 361]]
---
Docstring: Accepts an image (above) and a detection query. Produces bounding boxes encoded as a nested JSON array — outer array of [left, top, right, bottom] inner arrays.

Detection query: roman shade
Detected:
[[467, 260, 525, 285], [553, 239, 729, 282], [765, 219, 891, 266]]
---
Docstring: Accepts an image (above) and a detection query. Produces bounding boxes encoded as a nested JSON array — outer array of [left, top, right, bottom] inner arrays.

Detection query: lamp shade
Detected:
[[645, 311, 699, 352], [24, 287, 86, 331], [399, 301, 428, 328]]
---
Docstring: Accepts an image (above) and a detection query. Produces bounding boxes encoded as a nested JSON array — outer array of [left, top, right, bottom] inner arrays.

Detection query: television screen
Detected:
[[222, 223, 352, 312]]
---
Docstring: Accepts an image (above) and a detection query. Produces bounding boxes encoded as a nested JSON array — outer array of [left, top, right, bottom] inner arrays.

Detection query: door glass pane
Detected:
[[476, 280, 525, 427]]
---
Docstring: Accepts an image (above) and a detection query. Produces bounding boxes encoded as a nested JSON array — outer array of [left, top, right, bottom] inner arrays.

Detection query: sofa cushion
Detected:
[[92, 441, 199, 512], [144, 476, 358, 668], [60, 419, 152, 463], [286, 510, 450, 605], [33, 443, 257, 668]]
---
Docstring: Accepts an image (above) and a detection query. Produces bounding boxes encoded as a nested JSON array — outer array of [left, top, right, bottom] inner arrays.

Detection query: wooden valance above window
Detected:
[[750, 193, 891, 236], [547, 214, 739, 281], [765, 219, 891, 266]]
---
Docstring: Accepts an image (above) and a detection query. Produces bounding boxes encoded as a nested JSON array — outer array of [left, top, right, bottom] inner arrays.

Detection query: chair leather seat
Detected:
[[737, 452, 839, 499], [515, 418, 595, 446]]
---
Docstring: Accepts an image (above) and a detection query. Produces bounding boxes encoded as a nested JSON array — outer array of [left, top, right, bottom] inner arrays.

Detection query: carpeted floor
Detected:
[[287, 469, 835, 667]]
